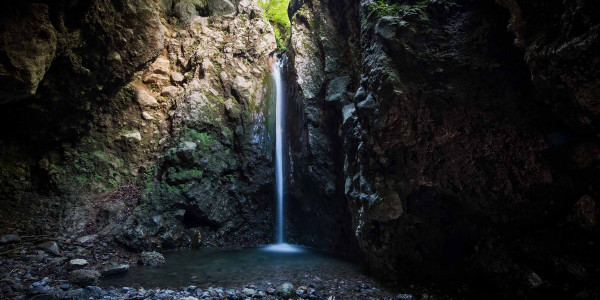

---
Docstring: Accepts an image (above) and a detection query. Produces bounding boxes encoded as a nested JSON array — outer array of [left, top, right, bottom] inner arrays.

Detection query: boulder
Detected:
[[175, 1, 199, 24], [68, 270, 100, 286], [139, 251, 166, 266]]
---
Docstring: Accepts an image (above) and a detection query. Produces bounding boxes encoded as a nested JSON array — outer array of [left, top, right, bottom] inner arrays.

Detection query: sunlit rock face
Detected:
[[0, 0, 278, 249], [286, 0, 600, 297]]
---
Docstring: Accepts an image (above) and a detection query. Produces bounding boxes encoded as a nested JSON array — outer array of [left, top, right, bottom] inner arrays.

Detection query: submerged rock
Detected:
[[100, 264, 130, 277], [139, 251, 166, 266]]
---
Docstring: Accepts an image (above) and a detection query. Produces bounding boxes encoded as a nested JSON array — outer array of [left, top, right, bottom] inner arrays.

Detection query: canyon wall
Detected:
[[0, 0, 278, 249], [285, 0, 600, 297]]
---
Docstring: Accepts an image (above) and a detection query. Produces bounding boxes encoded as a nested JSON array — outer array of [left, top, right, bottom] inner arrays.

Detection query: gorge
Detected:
[[1, 0, 600, 299]]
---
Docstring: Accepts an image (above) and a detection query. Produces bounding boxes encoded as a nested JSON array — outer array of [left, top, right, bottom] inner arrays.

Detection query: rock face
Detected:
[[117, 0, 278, 249], [0, 0, 277, 250], [285, 0, 600, 297]]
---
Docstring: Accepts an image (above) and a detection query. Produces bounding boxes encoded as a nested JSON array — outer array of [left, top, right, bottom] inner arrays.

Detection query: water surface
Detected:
[[101, 245, 363, 289]]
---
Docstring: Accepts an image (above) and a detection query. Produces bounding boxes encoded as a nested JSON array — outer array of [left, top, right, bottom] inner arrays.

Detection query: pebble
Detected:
[[36, 241, 61, 256], [396, 293, 414, 300], [0, 234, 21, 244]]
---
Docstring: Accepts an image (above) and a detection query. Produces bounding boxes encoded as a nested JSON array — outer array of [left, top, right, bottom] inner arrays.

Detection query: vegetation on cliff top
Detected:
[[257, 0, 291, 48]]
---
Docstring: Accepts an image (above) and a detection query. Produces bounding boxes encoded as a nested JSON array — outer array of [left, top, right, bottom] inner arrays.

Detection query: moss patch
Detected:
[[258, 0, 291, 49]]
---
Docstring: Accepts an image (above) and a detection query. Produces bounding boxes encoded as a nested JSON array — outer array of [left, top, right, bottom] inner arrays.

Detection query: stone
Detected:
[[76, 235, 96, 244], [175, 1, 199, 24], [142, 73, 171, 87], [180, 297, 199, 300], [276, 283, 294, 298], [139, 251, 166, 266], [0, 234, 20, 244], [100, 264, 130, 277], [36, 241, 60, 256], [207, 0, 235, 16], [396, 294, 413, 300], [242, 288, 255, 296], [142, 111, 155, 120], [161, 86, 181, 97], [170, 72, 185, 83], [137, 90, 160, 108], [68, 270, 100, 286], [149, 57, 170, 75], [68, 259, 89, 269], [121, 131, 142, 142]]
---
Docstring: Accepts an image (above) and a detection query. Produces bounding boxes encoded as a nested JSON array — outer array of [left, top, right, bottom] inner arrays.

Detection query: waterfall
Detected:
[[263, 56, 301, 253], [273, 58, 285, 244]]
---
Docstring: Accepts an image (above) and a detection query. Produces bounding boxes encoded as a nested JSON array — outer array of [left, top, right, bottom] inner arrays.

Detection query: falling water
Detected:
[[264, 56, 301, 253], [273, 58, 285, 244]]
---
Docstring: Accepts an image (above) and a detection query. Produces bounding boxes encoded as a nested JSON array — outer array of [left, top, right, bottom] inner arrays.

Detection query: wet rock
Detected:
[[0, 234, 20, 244], [36, 241, 60, 256], [137, 90, 160, 108], [68, 270, 100, 286], [68, 259, 89, 269], [100, 264, 130, 277], [181, 297, 199, 300], [276, 283, 294, 298], [139, 251, 166, 266], [396, 294, 413, 300]]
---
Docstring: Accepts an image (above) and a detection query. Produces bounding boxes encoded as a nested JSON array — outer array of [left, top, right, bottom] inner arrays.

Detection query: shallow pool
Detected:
[[100, 244, 363, 289]]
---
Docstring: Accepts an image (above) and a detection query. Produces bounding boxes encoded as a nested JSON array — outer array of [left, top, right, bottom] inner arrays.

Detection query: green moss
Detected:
[[366, 0, 429, 18], [182, 128, 215, 148], [258, 0, 291, 49], [169, 169, 203, 182]]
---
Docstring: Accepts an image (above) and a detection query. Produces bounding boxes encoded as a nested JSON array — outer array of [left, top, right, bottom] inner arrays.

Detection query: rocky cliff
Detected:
[[0, 0, 278, 249], [285, 0, 600, 298]]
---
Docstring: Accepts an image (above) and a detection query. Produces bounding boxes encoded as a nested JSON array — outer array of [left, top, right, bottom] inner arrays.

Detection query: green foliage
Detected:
[[257, 0, 291, 49]]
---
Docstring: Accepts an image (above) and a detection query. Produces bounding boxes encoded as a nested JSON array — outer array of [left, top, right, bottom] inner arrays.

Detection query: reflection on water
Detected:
[[100, 245, 362, 289]]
